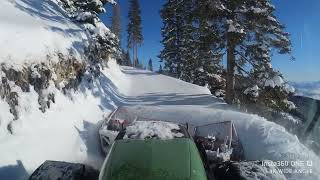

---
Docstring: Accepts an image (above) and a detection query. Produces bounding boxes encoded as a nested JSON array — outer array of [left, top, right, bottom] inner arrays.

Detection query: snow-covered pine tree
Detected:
[[205, 0, 292, 107], [148, 58, 153, 71], [160, 0, 195, 80], [111, 1, 121, 40], [111, 1, 122, 65], [193, 0, 226, 96], [127, 0, 143, 67], [160, 0, 226, 96], [177, 0, 199, 84], [160, 0, 182, 78], [59, 0, 121, 76], [59, 0, 111, 23]]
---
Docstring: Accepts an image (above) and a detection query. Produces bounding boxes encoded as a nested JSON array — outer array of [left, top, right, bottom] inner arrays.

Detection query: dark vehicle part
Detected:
[[194, 121, 244, 164], [28, 161, 99, 180]]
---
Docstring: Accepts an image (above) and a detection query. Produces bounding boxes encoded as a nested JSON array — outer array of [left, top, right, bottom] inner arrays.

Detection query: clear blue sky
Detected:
[[101, 0, 320, 82]]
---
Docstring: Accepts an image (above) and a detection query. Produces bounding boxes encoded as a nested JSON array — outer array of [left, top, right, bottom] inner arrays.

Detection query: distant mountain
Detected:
[[289, 81, 320, 100]]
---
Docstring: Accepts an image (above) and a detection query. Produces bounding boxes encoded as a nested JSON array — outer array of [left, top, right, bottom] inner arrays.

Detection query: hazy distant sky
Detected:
[[101, 0, 320, 82]]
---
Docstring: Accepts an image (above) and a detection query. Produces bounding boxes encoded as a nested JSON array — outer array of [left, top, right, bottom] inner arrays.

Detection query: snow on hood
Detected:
[[124, 121, 184, 140]]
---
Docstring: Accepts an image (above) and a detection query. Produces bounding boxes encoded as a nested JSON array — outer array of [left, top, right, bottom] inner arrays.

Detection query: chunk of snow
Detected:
[[76, 12, 94, 21], [266, 62, 272, 69], [283, 100, 296, 110], [244, 85, 259, 97], [30, 65, 41, 79], [268, 16, 277, 22], [284, 84, 295, 93], [265, 79, 275, 88], [251, 7, 267, 14], [105, 0, 116, 4], [94, 22, 115, 39], [214, 89, 225, 97], [226, 20, 244, 34], [273, 76, 284, 87], [124, 121, 184, 140]]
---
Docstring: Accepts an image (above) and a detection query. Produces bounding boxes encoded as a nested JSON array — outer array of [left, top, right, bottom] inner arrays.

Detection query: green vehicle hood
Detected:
[[100, 138, 207, 180]]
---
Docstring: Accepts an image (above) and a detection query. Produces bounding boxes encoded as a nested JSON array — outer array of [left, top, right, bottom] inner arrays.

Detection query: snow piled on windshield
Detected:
[[124, 121, 184, 140]]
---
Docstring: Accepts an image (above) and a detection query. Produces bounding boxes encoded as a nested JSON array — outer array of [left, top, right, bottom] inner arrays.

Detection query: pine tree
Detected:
[[148, 58, 153, 71], [192, 0, 225, 93], [159, 0, 195, 79], [127, 0, 143, 67], [59, 0, 121, 76], [203, 0, 292, 105], [160, 0, 225, 96], [111, 1, 121, 40]]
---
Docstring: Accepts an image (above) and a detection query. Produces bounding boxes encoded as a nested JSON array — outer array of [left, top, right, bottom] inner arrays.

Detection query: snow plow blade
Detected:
[[28, 161, 99, 180]]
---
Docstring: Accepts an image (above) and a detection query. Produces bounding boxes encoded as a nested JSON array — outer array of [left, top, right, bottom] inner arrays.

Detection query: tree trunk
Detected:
[[226, 34, 236, 104], [135, 43, 138, 67], [132, 43, 135, 67]]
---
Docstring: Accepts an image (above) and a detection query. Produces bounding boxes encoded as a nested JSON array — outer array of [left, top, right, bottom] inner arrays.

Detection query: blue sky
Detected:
[[101, 0, 320, 82]]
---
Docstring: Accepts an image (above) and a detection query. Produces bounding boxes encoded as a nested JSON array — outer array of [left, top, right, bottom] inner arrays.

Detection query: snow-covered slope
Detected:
[[0, 0, 87, 68]]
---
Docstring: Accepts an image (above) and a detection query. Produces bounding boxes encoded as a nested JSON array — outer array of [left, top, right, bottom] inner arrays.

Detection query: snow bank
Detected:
[[118, 105, 320, 180], [0, 0, 88, 67], [0, 60, 120, 178], [0, 83, 114, 175], [215, 160, 287, 180]]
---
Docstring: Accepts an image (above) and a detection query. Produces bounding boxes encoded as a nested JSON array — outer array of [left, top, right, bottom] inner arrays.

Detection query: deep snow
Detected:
[[0, 0, 87, 68], [1, 59, 319, 180]]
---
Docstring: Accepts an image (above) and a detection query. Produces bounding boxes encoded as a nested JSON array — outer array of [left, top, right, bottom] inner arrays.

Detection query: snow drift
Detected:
[[0, 0, 88, 67]]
